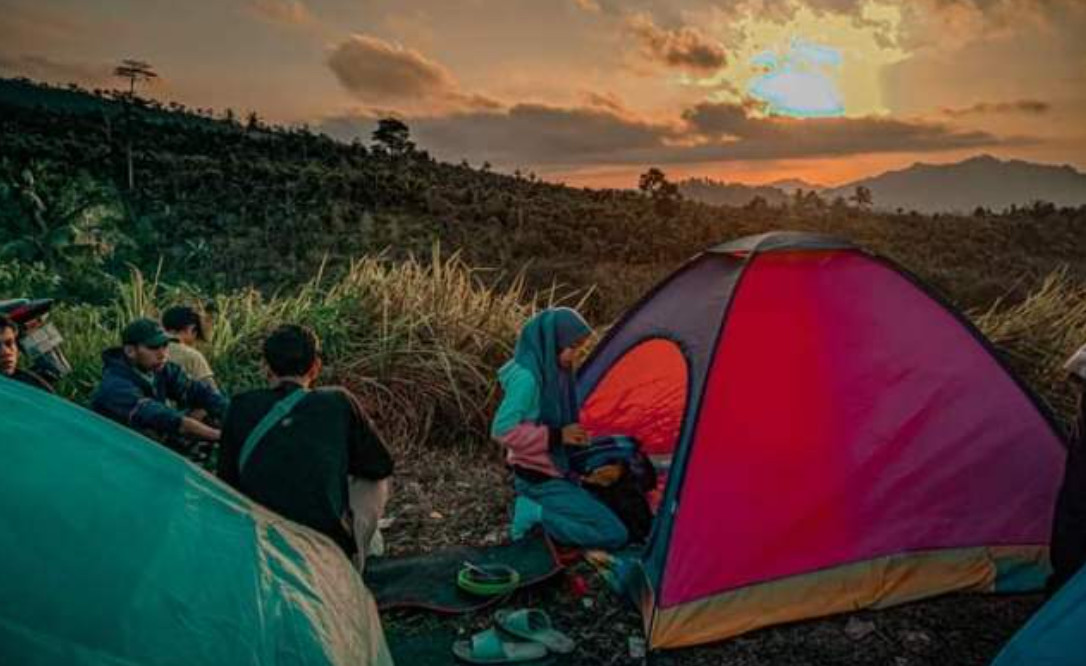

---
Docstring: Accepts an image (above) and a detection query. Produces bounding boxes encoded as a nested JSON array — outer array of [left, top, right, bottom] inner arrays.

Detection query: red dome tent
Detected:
[[577, 232, 1066, 649]]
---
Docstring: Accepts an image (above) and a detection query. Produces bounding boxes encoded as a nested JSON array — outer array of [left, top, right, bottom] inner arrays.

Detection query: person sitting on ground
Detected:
[[1049, 341, 1086, 593], [491, 307, 628, 550], [162, 304, 218, 391], [91, 318, 227, 446], [217, 324, 393, 572], [0, 314, 54, 393]]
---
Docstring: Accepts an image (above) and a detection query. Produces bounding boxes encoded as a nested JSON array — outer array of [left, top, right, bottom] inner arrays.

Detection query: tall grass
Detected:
[[49, 246, 581, 451], [972, 268, 1086, 430], [34, 254, 1086, 452]]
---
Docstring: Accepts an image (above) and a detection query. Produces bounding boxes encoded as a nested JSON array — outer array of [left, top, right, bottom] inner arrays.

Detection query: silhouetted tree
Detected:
[[113, 59, 157, 97], [850, 185, 873, 208], [113, 60, 158, 191], [638, 167, 681, 217], [372, 118, 415, 156]]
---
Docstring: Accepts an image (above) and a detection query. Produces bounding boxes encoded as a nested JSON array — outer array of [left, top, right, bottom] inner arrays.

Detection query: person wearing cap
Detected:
[[0, 313, 54, 393], [91, 318, 228, 446], [1049, 341, 1086, 593], [161, 305, 217, 391]]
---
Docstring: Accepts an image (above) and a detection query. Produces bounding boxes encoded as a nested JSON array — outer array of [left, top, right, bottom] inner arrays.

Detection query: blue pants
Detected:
[[514, 477, 628, 550]]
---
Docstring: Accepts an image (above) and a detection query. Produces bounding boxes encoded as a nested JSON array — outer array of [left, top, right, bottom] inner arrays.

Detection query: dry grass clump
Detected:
[[972, 268, 1086, 430], [51, 245, 573, 452]]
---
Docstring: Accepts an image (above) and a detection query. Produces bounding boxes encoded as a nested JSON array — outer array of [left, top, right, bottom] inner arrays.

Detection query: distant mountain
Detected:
[[677, 178, 790, 207], [767, 178, 825, 194], [826, 155, 1086, 213]]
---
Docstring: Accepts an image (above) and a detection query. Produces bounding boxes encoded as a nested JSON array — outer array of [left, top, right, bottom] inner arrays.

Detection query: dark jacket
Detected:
[[91, 347, 228, 439], [8, 368, 54, 394]]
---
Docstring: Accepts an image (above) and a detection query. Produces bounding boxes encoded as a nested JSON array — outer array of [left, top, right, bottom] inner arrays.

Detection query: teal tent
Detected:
[[0, 377, 392, 666], [991, 566, 1086, 666]]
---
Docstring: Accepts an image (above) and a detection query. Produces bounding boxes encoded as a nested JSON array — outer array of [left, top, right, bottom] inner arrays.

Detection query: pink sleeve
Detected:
[[496, 423, 563, 479]]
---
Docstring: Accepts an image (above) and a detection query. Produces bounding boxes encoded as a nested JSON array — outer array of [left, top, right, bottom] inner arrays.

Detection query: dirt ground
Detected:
[[379, 443, 1041, 666]]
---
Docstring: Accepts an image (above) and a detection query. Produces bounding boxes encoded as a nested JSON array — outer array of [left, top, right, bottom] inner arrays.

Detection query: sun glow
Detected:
[[702, 3, 908, 118], [749, 39, 844, 117]]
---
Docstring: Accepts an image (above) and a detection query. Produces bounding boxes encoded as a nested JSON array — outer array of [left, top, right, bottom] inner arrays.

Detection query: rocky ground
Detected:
[[378, 443, 1041, 665]]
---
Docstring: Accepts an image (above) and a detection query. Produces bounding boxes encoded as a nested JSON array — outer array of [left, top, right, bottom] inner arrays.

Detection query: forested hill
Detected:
[[1, 77, 1083, 317]]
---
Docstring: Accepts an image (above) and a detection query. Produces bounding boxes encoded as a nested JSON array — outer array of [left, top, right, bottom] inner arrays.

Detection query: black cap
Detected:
[[122, 318, 177, 348]]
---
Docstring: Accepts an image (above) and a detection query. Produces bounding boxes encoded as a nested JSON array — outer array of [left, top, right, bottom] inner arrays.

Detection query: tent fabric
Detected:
[[0, 376, 392, 666], [992, 565, 1086, 666], [663, 250, 1063, 605], [576, 232, 1067, 650], [708, 230, 856, 254], [650, 546, 1046, 649], [579, 338, 688, 456]]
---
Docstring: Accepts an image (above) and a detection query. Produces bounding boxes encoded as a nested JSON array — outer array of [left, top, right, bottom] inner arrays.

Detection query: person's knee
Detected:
[[596, 516, 628, 550]]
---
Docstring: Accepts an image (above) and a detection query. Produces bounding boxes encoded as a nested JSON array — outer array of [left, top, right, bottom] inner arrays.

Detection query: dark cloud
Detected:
[[327, 34, 456, 102], [321, 100, 1014, 169], [943, 99, 1051, 117], [623, 12, 727, 73]]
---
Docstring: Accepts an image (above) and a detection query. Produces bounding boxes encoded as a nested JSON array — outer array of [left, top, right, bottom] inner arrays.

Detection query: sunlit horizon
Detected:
[[2, 0, 1082, 188]]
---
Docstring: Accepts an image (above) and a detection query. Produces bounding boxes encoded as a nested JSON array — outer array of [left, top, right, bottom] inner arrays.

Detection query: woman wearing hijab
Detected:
[[491, 308, 628, 549]]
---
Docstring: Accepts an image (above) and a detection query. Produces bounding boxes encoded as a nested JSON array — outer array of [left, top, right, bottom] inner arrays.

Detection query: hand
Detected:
[[180, 416, 221, 442], [561, 423, 590, 446], [582, 464, 623, 487]]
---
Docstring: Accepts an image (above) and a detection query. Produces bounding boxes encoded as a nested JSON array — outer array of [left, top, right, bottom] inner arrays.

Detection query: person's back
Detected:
[[219, 383, 391, 553], [217, 324, 393, 566]]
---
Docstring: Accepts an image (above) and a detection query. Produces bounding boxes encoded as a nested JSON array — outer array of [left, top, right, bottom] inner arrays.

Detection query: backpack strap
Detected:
[[239, 388, 309, 473]]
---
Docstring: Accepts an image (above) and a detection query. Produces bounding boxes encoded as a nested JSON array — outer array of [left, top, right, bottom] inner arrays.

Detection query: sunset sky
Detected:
[[2, 0, 1084, 187]]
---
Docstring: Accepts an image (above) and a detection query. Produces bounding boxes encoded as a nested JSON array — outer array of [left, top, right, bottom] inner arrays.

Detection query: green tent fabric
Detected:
[[991, 565, 1086, 666], [0, 376, 392, 666]]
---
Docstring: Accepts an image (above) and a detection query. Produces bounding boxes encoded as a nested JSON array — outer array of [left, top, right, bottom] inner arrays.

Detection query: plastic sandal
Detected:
[[494, 608, 575, 655], [452, 627, 548, 663]]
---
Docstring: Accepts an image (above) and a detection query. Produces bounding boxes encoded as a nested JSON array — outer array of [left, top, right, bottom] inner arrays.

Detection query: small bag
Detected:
[[572, 435, 658, 543], [569, 435, 657, 492]]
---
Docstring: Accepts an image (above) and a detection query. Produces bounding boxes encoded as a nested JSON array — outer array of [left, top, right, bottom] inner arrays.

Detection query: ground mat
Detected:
[[364, 533, 563, 613]]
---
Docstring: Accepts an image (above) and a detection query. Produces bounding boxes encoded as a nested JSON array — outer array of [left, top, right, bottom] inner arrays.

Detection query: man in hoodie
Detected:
[[92, 318, 227, 447]]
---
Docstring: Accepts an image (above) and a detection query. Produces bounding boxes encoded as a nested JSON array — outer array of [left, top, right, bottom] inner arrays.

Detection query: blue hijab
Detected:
[[511, 307, 592, 429]]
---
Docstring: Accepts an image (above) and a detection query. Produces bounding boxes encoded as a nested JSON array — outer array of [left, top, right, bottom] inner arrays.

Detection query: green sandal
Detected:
[[452, 627, 548, 664], [495, 609, 575, 655]]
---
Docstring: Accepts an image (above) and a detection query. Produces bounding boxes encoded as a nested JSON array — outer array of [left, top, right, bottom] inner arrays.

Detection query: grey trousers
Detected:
[[349, 477, 391, 573]]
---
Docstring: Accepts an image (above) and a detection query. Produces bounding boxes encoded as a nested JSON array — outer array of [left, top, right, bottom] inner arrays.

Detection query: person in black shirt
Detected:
[[0, 314, 54, 393], [218, 324, 393, 571], [1049, 343, 1086, 593]]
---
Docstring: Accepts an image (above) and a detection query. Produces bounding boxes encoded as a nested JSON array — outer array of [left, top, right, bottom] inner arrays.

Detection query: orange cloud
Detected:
[[246, 0, 317, 30]]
